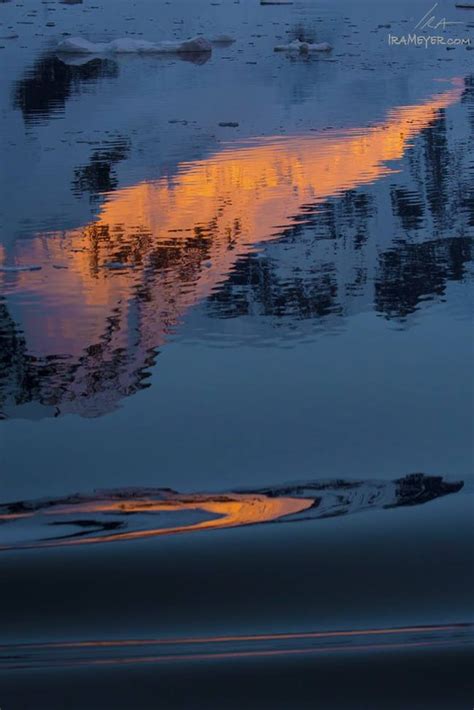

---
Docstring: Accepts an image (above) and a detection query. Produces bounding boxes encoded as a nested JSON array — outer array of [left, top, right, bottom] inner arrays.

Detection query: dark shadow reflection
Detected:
[[375, 237, 472, 320], [13, 54, 119, 124], [72, 140, 130, 200]]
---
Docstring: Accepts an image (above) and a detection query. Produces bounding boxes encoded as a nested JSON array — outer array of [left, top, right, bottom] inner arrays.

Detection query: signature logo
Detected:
[[388, 1, 471, 48], [414, 2, 463, 31]]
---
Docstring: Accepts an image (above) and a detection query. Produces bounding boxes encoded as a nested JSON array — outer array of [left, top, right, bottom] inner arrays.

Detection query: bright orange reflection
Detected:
[[0, 493, 313, 549], [0, 81, 463, 414]]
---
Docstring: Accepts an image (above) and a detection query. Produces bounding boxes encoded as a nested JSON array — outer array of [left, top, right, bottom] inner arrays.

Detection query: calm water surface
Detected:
[[0, 0, 473, 708]]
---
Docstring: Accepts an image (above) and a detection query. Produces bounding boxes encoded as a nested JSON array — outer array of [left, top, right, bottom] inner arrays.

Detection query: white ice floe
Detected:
[[56, 36, 213, 55], [211, 34, 236, 44], [56, 37, 108, 54], [274, 40, 332, 53], [57, 54, 103, 66]]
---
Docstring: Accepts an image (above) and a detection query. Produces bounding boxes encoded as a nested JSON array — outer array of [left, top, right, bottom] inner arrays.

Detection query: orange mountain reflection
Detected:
[[0, 474, 462, 551], [0, 81, 463, 417], [0, 493, 313, 549]]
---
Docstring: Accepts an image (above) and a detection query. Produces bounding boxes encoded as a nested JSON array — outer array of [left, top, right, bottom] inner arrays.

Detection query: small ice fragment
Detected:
[[211, 34, 236, 44], [56, 37, 109, 54], [174, 36, 212, 53], [274, 40, 299, 52], [56, 36, 212, 55], [57, 54, 102, 67], [304, 41, 332, 52], [109, 38, 160, 53]]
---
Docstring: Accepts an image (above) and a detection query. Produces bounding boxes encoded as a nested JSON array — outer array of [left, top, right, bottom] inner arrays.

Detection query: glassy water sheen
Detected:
[[0, 0, 473, 708]]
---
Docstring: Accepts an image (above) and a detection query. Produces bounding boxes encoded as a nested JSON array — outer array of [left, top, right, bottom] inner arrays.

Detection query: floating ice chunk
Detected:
[[211, 34, 236, 44], [305, 41, 332, 52], [56, 54, 104, 66], [109, 39, 161, 53], [178, 36, 212, 53], [274, 40, 299, 52], [145, 37, 213, 54], [56, 36, 212, 55], [56, 37, 109, 54], [274, 39, 332, 53], [110, 37, 213, 54]]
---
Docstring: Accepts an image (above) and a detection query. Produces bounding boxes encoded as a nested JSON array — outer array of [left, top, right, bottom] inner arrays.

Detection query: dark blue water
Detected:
[[0, 1, 473, 707]]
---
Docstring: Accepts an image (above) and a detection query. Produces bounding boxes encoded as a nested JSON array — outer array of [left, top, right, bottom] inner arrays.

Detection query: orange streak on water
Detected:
[[0, 493, 314, 549], [82, 639, 458, 666], [8, 639, 460, 671], [55, 494, 313, 544], [3, 624, 467, 651], [1, 82, 463, 372]]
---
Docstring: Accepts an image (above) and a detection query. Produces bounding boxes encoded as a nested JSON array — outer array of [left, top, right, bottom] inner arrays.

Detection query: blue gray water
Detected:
[[0, 0, 473, 708]]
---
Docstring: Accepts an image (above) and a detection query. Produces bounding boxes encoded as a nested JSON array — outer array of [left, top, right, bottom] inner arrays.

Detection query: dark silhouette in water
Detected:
[[390, 187, 425, 232], [72, 140, 130, 200], [375, 237, 472, 320], [12, 46, 211, 126], [13, 54, 119, 124]]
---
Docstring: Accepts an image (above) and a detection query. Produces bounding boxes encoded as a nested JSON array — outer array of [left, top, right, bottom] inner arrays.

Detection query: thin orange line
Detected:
[[2, 623, 470, 651]]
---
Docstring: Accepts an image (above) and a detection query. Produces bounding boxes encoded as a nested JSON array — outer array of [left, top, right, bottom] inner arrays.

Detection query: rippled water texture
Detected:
[[0, 0, 473, 708]]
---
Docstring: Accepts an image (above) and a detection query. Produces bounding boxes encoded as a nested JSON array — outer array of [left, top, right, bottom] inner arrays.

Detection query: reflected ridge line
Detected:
[[0, 474, 463, 551], [0, 80, 467, 418]]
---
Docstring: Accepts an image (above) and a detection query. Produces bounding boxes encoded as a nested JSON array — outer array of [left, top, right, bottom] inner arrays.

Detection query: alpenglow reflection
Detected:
[[0, 79, 472, 418], [0, 474, 463, 551]]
